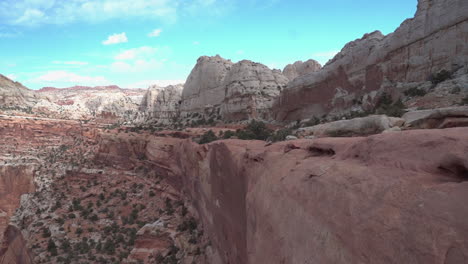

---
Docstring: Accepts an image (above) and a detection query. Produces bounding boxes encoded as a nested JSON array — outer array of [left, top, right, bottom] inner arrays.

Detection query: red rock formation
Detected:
[[0, 166, 35, 240], [97, 127, 468, 264], [274, 0, 468, 121], [0, 226, 33, 264]]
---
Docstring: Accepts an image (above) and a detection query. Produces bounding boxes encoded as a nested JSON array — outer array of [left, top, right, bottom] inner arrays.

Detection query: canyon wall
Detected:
[[97, 126, 468, 264], [274, 0, 468, 121]]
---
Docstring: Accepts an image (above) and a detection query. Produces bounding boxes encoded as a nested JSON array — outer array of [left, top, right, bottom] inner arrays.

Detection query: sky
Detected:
[[0, 0, 417, 89]]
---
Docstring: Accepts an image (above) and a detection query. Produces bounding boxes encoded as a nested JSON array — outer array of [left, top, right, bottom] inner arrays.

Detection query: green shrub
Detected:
[[461, 96, 468, 106], [47, 239, 58, 256], [269, 128, 292, 142], [236, 120, 273, 140], [404, 87, 427, 97], [375, 93, 406, 117], [430, 69, 452, 84], [199, 130, 218, 144], [222, 130, 236, 139]]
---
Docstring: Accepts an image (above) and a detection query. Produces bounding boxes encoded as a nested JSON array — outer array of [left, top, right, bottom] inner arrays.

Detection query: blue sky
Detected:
[[0, 0, 417, 89]]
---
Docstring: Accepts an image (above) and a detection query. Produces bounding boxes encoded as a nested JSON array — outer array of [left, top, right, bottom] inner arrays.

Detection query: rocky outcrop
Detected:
[[283, 59, 322, 81], [98, 126, 468, 264], [402, 106, 468, 128], [140, 85, 183, 124], [0, 75, 39, 111], [297, 115, 404, 137], [221, 60, 289, 120], [181, 55, 289, 121], [181, 55, 233, 115], [274, 0, 468, 121]]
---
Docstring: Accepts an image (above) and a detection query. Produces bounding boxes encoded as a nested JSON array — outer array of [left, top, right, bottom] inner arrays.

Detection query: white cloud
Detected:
[[0, 0, 237, 26], [111, 46, 171, 73], [111, 59, 164, 73], [102, 33, 128, 45], [148, 28, 163, 37], [193, 41, 200, 45], [1, 0, 179, 26], [236, 50, 244, 55], [35, 71, 110, 86], [114, 46, 157, 60], [13, 8, 45, 26], [127, 79, 185, 88], [52, 61, 89, 66]]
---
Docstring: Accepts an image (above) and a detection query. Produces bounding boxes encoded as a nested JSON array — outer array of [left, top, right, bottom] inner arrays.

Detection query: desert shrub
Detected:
[[450, 87, 461, 94], [430, 69, 452, 84], [404, 87, 427, 97], [47, 239, 58, 256], [375, 93, 406, 117], [461, 96, 468, 105], [42, 227, 51, 238], [236, 120, 273, 140], [222, 130, 236, 139], [303, 117, 320, 127], [165, 198, 174, 215], [269, 128, 293, 142], [199, 130, 218, 144]]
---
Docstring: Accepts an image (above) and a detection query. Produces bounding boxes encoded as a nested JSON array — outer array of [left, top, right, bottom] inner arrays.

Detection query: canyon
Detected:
[[0, 0, 467, 263]]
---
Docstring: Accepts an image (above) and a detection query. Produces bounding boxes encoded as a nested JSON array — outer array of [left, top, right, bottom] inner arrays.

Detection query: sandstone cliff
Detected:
[[274, 0, 468, 121], [180, 55, 289, 121], [139, 84, 183, 125]]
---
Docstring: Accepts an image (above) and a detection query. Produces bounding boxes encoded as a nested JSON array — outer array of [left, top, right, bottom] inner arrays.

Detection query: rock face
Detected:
[[221, 60, 289, 120], [274, 0, 468, 121], [140, 85, 183, 124], [99, 126, 468, 264], [181, 55, 233, 114], [283, 59, 322, 81], [181, 55, 289, 121]]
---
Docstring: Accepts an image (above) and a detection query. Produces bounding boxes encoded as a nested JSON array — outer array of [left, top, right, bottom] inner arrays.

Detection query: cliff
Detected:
[[274, 0, 468, 121]]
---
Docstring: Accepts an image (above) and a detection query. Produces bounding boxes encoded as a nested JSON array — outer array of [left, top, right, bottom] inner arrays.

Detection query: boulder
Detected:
[[285, 135, 298, 141], [402, 106, 468, 129], [297, 115, 404, 137]]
